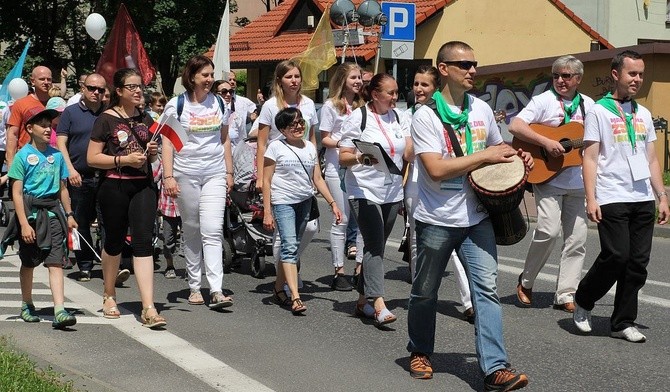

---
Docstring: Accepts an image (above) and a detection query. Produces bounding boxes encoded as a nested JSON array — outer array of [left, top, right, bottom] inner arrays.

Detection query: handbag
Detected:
[[281, 141, 319, 220]]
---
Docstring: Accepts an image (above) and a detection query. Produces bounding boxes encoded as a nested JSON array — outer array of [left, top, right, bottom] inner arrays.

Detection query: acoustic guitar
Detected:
[[511, 122, 584, 184]]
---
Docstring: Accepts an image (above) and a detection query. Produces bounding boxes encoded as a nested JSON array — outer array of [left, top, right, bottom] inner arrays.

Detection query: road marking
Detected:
[[0, 314, 115, 325], [0, 256, 275, 392], [0, 288, 51, 295], [0, 277, 19, 283]]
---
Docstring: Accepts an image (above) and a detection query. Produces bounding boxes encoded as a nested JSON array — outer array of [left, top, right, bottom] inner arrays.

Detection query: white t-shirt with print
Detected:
[[226, 101, 247, 149], [319, 99, 351, 178], [258, 96, 318, 143], [264, 139, 317, 205], [340, 104, 408, 205], [584, 102, 656, 205], [515, 90, 595, 189], [163, 93, 230, 176], [412, 95, 503, 228]]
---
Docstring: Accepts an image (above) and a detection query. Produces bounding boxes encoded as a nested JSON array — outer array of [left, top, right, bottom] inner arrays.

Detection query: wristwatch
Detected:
[[65, 211, 75, 218]]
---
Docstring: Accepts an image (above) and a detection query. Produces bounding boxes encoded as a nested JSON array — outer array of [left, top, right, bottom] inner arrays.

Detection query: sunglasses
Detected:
[[552, 73, 577, 80], [442, 60, 478, 70], [123, 84, 144, 92], [217, 88, 233, 95], [85, 85, 106, 94], [287, 119, 306, 131]]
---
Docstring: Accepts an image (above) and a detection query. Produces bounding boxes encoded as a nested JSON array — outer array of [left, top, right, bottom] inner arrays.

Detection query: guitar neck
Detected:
[[560, 139, 584, 149]]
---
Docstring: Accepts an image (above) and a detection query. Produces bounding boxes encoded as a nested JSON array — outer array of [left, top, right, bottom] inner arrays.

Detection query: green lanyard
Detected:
[[596, 92, 638, 153], [550, 87, 582, 125], [432, 91, 472, 155]]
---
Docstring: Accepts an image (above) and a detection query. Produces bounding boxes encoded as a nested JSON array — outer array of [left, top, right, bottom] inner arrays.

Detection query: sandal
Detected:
[[354, 302, 375, 319], [374, 308, 397, 327], [141, 306, 167, 329], [273, 288, 291, 307], [291, 298, 307, 315], [102, 295, 120, 319]]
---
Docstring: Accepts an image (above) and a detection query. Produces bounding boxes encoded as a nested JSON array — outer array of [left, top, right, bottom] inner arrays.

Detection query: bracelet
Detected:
[[657, 191, 668, 198], [328, 200, 335, 206], [164, 175, 174, 180], [336, 140, 341, 148]]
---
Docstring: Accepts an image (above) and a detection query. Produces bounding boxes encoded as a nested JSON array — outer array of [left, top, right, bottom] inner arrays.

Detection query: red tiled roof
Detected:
[[212, 0, 612, 65], [550, 0, 614, 49]]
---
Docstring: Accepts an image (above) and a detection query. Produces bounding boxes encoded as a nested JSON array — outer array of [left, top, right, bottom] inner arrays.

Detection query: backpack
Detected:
[[176, 93, 226, 121], [359, 104, 400, 132]]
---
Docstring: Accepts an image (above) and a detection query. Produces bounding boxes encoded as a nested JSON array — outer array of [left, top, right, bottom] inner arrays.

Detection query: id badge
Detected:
[[440, 175, 464, 190], [627, 153, 650, 181]]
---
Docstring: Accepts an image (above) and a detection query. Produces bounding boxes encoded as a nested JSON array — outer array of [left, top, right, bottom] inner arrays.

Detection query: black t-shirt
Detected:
[[90, 111, 154, 177]]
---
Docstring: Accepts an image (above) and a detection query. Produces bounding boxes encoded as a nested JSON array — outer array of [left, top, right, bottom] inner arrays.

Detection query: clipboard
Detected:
[[352, 139, 402, 175]]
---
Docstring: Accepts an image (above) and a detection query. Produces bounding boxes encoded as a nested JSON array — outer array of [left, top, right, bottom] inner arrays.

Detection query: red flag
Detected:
[[149, 113, 189, 152], [95, 3, 155, 87]]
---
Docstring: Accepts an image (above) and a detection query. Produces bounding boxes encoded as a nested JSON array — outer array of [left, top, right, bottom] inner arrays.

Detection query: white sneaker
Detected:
[[573, 304, 592, 333], [611, 326, 646, 343]]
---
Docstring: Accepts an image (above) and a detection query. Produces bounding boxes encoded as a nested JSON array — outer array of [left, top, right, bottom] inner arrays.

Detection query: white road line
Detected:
[[1, 256, 274, 392], [0, 288, 51, 295], [0, 277, 19, 283], [0, 314, 115, 325], [385, 239, 670, 305]]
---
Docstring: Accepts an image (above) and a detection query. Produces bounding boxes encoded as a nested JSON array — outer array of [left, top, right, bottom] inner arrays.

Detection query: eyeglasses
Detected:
[[552, 73, 577, 80], [217, 88, 232, 95], [287, 119, 306, 130], [441, 60, 478, 70], [122, 84, 144, 92], [85, 85, 106, 94]]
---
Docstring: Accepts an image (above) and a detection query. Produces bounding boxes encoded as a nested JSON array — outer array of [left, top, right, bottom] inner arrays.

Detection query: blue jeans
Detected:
[[272, 199, 311, 264], [407, 219, 508, 376], [69, 176, 99, 272]]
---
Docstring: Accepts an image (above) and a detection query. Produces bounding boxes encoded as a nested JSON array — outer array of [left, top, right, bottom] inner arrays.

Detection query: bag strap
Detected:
[[280, 140, 314, 187], [359, 104, 400, 133], [424, 99, 464, 157], [177, 93, 225, 122]]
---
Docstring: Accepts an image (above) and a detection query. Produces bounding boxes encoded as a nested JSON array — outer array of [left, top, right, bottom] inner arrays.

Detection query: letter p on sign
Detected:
[[381, 2, 416, 42]]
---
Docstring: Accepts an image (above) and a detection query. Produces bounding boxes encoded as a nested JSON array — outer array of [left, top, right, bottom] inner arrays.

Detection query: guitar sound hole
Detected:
[[559, 138, 572, 153]]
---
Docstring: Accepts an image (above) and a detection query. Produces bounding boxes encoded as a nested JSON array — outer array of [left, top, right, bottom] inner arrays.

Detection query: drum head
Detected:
[[470, 155, 525, 193]]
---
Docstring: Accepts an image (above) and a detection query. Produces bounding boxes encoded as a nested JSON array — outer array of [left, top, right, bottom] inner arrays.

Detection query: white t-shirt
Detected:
[[340, 104, 408, 204], [234, 95, 257, 116], [264, 139, 317, 205], [583, 102, 656, 205], [226, 101, 247, 149], [66, 93, 81, 107], [0, 105, 9, 151], [163, 93, 231, 176], [515, 90, 595, 189], [412, 95, 503, 227], [319, 99, 351, 178], [258, 96, 318, 142]]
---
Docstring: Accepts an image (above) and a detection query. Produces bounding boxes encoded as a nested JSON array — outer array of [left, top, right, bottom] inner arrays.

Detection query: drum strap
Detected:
[[424, 99, 464, 157]]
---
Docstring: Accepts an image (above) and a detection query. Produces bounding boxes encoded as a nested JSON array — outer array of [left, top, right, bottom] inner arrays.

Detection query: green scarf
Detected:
[[432, 91, 472, 155], [550, 87, 582, 124], [596, 92, 638, 152]]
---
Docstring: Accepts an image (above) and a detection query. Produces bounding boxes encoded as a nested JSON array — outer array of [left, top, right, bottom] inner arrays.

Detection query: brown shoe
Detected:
[[516, 274, 532, 306], [553, 302, 575, 313], [484, 366, 528, 391], [463, 307, 475, 323], [409, 352, 433, 379]]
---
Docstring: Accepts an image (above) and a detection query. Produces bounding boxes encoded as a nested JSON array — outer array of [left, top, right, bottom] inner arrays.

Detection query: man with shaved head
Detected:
[[6, 66, 53, 167], [56, 73, 107, 281]]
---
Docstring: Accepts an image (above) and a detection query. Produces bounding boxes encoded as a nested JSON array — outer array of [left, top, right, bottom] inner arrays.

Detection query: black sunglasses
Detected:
[[85, 85, 106, 94], [552, 73, 577, 80], [217, 88, 232, 95], [442, 60, 478, 70]]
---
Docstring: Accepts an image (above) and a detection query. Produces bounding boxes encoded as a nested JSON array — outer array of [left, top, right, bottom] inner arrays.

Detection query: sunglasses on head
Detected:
[[217, 88, 232, 95], [85, 85, 106, 94], [552, 73, 577, 80], [442, 60, 478, 70]]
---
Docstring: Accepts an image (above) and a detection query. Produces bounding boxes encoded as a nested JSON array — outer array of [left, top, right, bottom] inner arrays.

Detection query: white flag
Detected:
[[212, 1, 230, 80]]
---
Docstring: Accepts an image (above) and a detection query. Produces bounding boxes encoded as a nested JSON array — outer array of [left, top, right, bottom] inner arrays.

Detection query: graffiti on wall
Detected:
[[472, 73, 551, 123], [590, 74, 615, 98]]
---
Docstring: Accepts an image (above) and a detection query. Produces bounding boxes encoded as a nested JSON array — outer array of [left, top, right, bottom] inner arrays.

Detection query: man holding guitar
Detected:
[[509, 55, 594, 312]]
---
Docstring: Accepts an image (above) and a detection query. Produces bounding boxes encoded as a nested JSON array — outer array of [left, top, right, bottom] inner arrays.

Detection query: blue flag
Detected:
[[0, 39, 31, 105]]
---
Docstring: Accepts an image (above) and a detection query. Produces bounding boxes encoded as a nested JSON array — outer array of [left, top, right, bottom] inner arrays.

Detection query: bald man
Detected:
[[6, 66, 53, 167]]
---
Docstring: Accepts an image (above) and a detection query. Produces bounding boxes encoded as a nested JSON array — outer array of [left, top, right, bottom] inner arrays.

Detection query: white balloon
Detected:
[[8, 78, 29, 100], [85, 13, 107, 41]]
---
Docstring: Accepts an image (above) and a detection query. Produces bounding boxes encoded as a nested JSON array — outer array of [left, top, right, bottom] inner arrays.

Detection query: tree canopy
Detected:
[[0, 0, 231, 96]]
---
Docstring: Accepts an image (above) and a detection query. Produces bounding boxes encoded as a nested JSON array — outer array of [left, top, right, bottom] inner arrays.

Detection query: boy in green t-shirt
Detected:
[[3, 106, 78, 329]]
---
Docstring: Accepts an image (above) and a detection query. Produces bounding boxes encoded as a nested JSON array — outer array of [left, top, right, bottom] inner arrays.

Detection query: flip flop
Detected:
[[374, 308, 397, 327]]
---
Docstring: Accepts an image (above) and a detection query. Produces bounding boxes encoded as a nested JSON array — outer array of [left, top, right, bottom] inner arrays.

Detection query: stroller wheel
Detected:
[[223, 238, 235, 273], [250, 251, 265, 279]]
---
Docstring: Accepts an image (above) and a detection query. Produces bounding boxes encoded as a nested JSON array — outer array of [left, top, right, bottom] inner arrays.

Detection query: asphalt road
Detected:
[[1, 197, 669, 392]]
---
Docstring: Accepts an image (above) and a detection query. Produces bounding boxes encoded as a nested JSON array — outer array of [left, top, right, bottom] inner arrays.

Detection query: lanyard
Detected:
[[372, 111, 396, 158], [614, 100, 637, 153]]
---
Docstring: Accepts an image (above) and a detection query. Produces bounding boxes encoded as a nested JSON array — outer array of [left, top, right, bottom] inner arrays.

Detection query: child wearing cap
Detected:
[[0, 106, 79, 329]]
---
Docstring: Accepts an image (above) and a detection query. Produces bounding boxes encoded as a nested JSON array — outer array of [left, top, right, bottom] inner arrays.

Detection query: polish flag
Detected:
[[150, 114, 188, 152]]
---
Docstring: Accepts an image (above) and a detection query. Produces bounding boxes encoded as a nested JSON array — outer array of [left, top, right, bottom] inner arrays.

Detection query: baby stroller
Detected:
[[223, 138, 274, 278]]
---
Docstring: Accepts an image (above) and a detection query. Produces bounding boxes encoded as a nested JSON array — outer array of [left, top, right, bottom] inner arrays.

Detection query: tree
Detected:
[[0, 1, 229, 96]]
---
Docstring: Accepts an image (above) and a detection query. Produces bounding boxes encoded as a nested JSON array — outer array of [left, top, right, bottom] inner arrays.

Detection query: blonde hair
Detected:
[[48, 85, 62, 98], [272, 60, 302, 108], [328, 63, 365, 115]]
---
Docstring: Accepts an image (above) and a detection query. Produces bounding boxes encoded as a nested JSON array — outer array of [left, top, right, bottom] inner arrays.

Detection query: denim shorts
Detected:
[[272, 198, 311, 264]]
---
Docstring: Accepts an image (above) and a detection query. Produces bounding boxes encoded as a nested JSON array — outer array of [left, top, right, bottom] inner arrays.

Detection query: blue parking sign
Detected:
[[381, 2, 416, 42]]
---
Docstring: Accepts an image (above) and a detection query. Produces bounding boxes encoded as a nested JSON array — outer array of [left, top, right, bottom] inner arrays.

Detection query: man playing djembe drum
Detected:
[[406, 40, 532, 392], [509, 55, 595, 312]]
